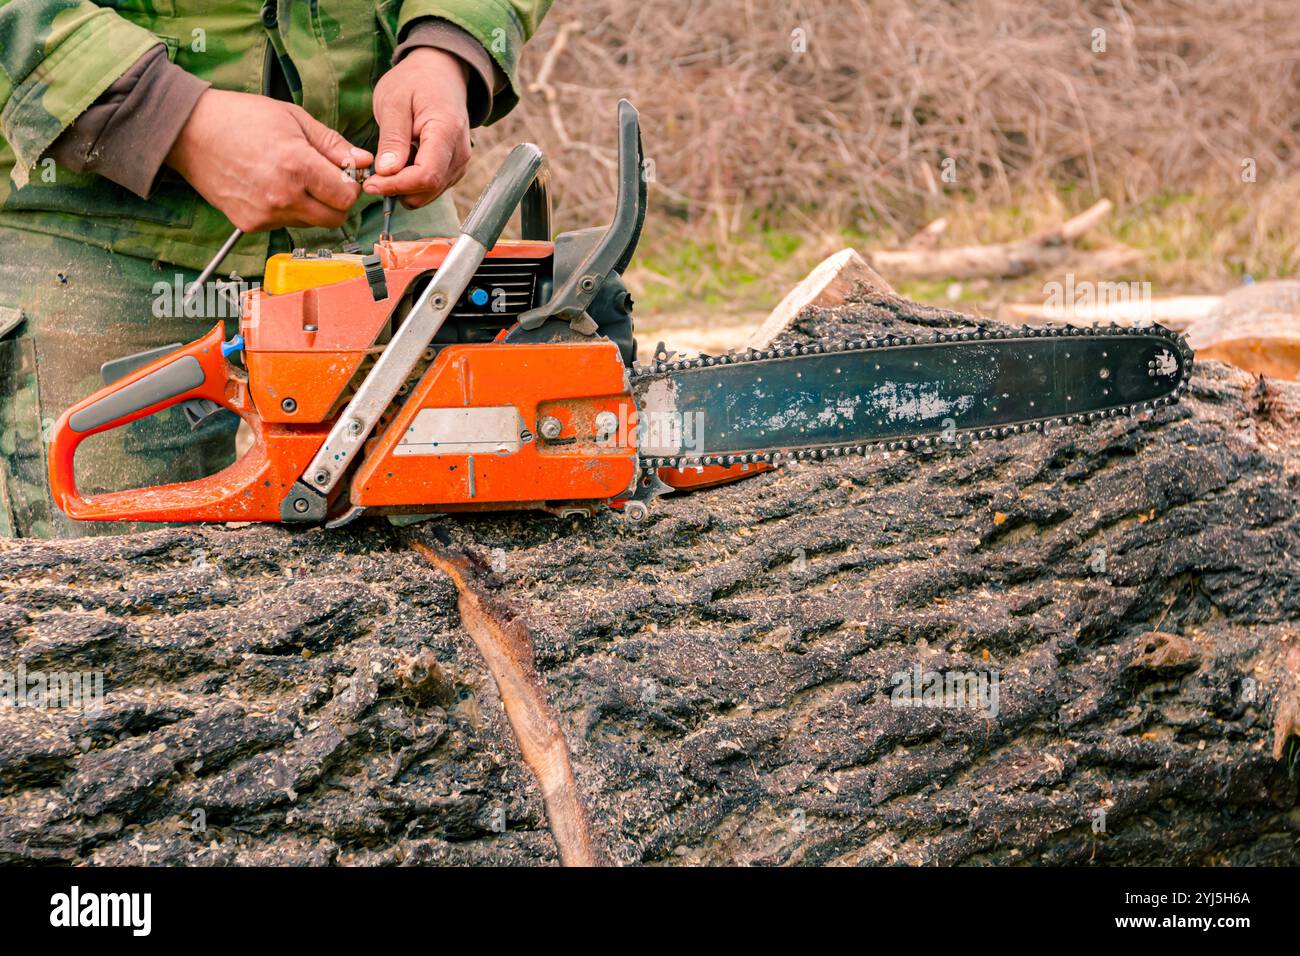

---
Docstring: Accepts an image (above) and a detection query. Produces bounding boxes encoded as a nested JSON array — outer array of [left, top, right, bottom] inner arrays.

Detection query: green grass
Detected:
[[627, 178, 1299, 320], [632, 224, 821, 313]]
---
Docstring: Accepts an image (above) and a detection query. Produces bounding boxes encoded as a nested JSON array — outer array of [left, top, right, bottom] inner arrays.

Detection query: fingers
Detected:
[[293, 107, 372, 169], [299, 150, 364, 211], [276, 193, 350, 230], [396, 148, 469, 209], [367, 54, 472, 204], [374, 88, 415, 176], [287, 194, 350, 230], [226, 192, 347, 232], [290, 108, 370, 211], [188, 92, 373, 232], [364, 115, 470, 202]]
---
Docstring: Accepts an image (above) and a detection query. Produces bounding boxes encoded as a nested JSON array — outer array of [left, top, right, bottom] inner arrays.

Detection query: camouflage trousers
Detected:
[[0, 196, 459, 538]]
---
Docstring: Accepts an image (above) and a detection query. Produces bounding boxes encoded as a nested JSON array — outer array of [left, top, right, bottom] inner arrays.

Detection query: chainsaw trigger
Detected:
[[181, 398, 224, 430], [325, 505, 366, 529]]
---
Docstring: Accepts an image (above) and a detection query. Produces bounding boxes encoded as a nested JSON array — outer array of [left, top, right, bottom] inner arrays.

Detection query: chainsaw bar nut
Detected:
[[539, 416, 563, 439], [594, 411, 619, 442]]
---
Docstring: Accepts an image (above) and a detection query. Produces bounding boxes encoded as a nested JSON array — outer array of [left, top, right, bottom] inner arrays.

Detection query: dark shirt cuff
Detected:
[[45, 45, 210, 200], [393, 18, 503, 128]]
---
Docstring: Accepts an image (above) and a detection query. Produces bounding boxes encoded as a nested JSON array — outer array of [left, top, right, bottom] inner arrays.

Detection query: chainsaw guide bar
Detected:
[[631, 323, 1193, 469]]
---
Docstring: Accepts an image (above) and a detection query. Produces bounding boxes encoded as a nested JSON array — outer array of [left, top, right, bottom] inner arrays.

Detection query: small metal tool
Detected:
[[182, 162, 376, 310]]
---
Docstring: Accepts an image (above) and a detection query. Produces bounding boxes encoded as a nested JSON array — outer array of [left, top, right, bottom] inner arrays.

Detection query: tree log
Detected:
[[1186, 280, 1300, 381], [2, 288, 1299, 866], [748, 248, 892, 350]]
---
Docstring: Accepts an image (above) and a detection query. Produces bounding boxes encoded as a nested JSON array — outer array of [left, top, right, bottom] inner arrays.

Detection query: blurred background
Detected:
[[462, 0, 1299, 352]]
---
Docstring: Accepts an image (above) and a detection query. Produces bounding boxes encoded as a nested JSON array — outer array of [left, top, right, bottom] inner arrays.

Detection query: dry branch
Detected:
[[409, 539, 604, 866], [905, 217, 949, 249], [866, 200, 1118, 280], [466, 0, 1300, 276]]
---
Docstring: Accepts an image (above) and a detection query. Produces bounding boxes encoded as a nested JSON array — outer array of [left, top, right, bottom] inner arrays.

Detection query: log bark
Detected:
[[2, 287, 1299, 866]]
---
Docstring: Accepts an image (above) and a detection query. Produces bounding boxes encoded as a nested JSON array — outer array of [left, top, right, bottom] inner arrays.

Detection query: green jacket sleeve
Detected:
[[0, 0, 159, 186], [396, 0, 553, 125]]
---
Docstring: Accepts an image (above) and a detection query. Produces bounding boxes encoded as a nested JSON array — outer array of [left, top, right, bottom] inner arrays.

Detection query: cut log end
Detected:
[[748, 249, 893, 350]]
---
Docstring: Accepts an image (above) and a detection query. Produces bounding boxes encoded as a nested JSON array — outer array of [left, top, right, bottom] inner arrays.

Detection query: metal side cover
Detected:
[[394, 406, 523, 456]]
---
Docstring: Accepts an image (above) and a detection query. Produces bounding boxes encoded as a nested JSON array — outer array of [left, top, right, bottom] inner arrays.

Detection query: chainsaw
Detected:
[[48, 101, 1193, 527]]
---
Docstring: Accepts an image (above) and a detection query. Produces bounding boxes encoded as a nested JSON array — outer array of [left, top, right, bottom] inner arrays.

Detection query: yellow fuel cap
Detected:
[[262, 251, 366, 295]]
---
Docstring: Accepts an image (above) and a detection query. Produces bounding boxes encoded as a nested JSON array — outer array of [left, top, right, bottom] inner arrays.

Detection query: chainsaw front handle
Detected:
[[48, 324, 269, 522], [461, 143, 550, 248]]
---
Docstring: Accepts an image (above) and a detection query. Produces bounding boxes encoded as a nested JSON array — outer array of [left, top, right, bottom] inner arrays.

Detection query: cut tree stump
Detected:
[[2, 286, 1299, 866], [748, 249, 892, 349]]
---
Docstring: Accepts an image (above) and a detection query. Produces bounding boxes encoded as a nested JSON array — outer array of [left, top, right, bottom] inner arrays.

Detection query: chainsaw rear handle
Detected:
[[48, 323, 264, 522]]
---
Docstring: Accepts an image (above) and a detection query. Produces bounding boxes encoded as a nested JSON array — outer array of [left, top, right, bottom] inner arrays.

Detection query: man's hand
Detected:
[[166, 89, 374, 232], [365, 48, 472, 209]]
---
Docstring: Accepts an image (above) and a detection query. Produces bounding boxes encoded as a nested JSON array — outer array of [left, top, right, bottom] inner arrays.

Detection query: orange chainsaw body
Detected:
[[48, 101, 762, 526], [351, 341, 637, 511], [47, 238, 752, 525]]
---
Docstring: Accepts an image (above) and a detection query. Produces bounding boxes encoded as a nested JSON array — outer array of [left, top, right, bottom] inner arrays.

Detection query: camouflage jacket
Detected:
[[0, 0, 551, 274]]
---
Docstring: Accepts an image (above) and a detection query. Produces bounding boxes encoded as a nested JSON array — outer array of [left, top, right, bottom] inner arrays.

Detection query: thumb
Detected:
[[374, 91, 414, 175], [293, 109, 372, 169]]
